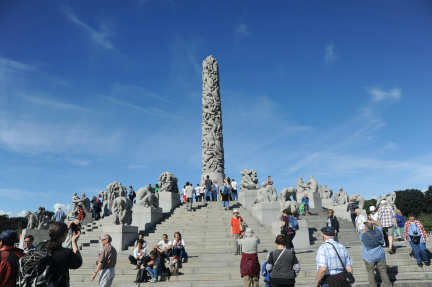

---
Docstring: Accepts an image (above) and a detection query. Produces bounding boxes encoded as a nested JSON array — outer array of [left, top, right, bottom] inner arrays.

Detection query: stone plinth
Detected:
[[332, 205, 351, 220], [19, 228, 50, 248], [296, 192, 322, 210], [102, 225, 138, 251], [238, 190, 258, 211], [158, 192, 181, 213], [271, 220, 310, 250], [252, 202, 280, 227], [132, 206, 163, 233], [321, 198, 334, 209]]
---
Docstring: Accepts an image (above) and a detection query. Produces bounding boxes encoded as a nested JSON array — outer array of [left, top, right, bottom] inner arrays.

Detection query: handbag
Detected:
[[264, 249, 286, 283], [326, 242, 355, 285], [409, 223, 421, 244]]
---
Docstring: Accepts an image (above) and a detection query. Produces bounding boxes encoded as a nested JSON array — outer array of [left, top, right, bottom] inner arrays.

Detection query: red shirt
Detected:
[[231, 217, 243, 234], [77, 209, 84, 221], [0, 246, 25, 287]]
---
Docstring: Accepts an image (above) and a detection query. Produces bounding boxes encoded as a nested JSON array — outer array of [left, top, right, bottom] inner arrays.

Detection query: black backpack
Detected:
[[134, 268, 148, 285], [18, 242, 62, 287]]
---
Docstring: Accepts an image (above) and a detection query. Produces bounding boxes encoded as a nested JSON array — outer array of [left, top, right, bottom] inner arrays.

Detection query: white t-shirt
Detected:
[[172, 239, 185, 248], [158, 240, 172, 250], [134, 240, 147, 248], [195, 187, 200, 196], [181, 188, 185, 195], [231, 181, 239, 190], [133, 247, 147, 259]]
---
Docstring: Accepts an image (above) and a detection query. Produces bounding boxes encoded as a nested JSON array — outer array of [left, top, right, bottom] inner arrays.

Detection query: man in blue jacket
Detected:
[[360, 221, 391, 287], [301, 194, 310, 216]]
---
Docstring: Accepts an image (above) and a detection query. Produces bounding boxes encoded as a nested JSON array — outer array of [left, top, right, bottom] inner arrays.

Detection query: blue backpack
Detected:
[[222, 186, 230, 196], [289, 217, 299, 231]]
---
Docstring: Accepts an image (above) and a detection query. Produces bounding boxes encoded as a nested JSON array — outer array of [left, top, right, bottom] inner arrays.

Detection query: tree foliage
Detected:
[[0, 214, 28, 242], [395, 189, 426, 217], [364, 198, 377, 215]]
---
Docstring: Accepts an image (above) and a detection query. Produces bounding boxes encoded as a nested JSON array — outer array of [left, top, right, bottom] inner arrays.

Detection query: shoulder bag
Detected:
[[325, 242, 355, 286], [264, 249, 286, 283]]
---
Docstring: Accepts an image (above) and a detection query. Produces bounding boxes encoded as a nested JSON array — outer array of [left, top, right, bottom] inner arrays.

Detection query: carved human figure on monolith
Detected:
[[112, 197, 133, 225], [136, 184, 159, 208], [158, 172, 179, 193], [333, 187, 349, 206], [201, 56, 225, 184], [240, 169, 260, 191]]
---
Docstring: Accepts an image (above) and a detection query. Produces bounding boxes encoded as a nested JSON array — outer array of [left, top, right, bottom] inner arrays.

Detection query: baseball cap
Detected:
[[0, 230, 17, 245]]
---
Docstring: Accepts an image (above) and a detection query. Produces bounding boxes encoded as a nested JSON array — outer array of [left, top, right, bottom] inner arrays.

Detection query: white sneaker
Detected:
[[132, 265, 139, 270]]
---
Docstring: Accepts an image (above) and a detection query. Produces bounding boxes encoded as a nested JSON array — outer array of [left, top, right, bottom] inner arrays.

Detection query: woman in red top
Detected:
[[231, 210, 246, 255], [77, 205, 84, 222]]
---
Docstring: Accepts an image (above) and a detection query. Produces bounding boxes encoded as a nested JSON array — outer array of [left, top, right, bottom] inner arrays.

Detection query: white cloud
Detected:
[[367, 87, 401, 102], [324, 43, 337, 63], [0, 210, 29, 218], [53, 203, 71, 212], [0, 210, 11, 216], [234, 24, 250, 37], [62, 6, 115, 50], [17, 93, 88, 112]]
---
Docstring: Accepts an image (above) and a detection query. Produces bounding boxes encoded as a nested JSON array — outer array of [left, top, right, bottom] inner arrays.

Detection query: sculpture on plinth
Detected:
[[252, 182, 278, 206], [297, 176, 318, 193], [349, 193, 365, 210], [279, 187, 297, 202], [71, 193, 91, 212], [240, 169, 260, 191], [26, 207, 49, 229], [136, 184, 159, 208], [322, 184, 333, 199], [112, 197, 133, 225], [158, 172, 179, 193], [333, 187, 349, 206], [201, 56, 225, 184]]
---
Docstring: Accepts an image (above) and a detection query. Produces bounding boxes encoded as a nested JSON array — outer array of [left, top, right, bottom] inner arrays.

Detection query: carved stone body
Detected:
[[202, 56, 225, 175], [158, 172, 179, 193], [296, 177, 308, 193], [333, 188, 349, 206], [376, 192, 396, 210], [26, 212, 38, 229], [307, 176, 318, 193], [136, 184, 159, 208], [279, 187, 297, 203], [112, 197, 133, 225], [107, 181, 122, 201], [240, 169, 260, 191], [38, 215, 50, 229], [252, 183, 277, 205], [72, 193, 91, 212], [322, 184, 333, 199]]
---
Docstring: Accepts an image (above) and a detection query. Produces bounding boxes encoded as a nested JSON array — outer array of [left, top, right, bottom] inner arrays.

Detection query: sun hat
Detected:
[[370, 206, 376, 211], [233, 210, 239, 215]]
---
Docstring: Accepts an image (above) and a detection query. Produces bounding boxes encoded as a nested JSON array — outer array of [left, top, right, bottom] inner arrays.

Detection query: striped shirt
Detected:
[[316, 239, 353, 275]]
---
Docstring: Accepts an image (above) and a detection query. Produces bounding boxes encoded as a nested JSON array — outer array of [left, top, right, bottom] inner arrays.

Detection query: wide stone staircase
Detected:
[[69, 201, 432, 286]]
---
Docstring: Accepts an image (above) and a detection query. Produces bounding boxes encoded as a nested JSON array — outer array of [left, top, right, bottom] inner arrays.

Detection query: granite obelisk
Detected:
[[201, 55, 225, 186]]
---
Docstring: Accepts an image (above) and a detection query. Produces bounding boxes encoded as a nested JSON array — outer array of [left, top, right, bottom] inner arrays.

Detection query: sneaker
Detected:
[[388, 249, 395, 255], [425, 261, 431, 266], [132, 265, 139, 270], [140, 265, 146, 269], [418, 262, 423, 267]]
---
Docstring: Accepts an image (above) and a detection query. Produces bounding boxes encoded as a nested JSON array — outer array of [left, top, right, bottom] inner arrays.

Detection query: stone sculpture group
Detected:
[[26, 207, 50, 229], [296, 176, 318, 194]]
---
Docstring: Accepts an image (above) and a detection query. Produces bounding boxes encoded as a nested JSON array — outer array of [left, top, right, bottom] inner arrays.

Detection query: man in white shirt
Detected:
[[128, 239, 148, 270], [185, 182, 195, 212], [195, 184, 201, 202], [231, 179, 239, 201], [155, 234, 172, 258]]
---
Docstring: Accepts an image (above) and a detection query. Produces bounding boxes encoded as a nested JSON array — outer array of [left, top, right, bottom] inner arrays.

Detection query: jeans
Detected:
[[222, 201, 229, 208], [350, 213, 356, 227], [364, 259, 392, 287], [232, 190, 238, 201], [212, 190, 218, 201], [304, 204, 309, 212], [409, 240, 429, 263], [173, 246, 185, 260], [146, 266, 161, 279]]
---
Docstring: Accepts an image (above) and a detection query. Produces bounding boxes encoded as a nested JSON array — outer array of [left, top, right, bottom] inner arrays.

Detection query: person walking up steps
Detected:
[[221, 182, 230, 211], [185, 182, 194, 212]]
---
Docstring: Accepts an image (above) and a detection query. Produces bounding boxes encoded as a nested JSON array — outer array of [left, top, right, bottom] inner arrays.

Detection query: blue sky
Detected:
[[1, 0, 431, 217]]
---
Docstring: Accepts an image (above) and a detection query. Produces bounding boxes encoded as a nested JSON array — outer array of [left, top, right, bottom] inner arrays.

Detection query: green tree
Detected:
[[423, 186, 432, 214], [394, 189, 425, 217], [364, 198, 377, 215]]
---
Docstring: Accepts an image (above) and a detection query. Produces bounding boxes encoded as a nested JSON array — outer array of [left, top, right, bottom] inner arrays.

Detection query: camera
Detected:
[[70, 222, 81, 233], [413, 230, 418, 235]]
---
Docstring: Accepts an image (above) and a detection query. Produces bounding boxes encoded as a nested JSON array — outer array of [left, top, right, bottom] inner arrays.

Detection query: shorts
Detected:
[[383, 226, 394, 236]]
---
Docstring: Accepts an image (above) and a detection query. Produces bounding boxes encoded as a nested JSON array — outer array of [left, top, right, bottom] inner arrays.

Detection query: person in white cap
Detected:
[[237, 228, 260, 287], [368, 206, 378, 221], [231, 210, 247, 255]]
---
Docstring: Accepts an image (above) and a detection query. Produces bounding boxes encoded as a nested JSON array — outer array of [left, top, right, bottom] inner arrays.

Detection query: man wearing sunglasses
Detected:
[[91, 234, 117, 287]]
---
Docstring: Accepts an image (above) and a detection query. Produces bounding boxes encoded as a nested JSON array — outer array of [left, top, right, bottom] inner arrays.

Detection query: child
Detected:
[[261, 253, 271, 287], [299, 203, 305, 216]]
